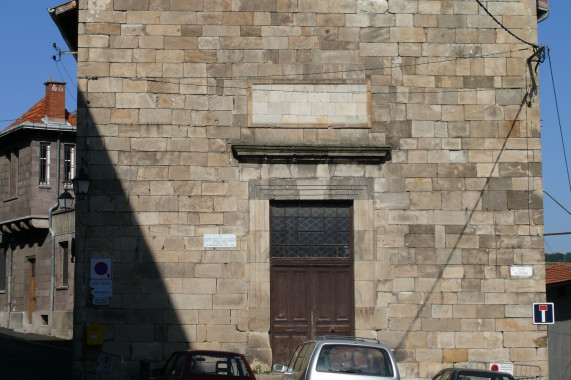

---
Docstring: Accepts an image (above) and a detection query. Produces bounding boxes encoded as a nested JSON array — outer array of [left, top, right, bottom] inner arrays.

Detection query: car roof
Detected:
[[173, 350, 248, 357], [304, 335, 393, 349]]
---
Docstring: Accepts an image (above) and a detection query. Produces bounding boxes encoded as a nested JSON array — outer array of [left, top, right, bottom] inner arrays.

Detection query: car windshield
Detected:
[[315, 344, 394, 377], [188, 353, 251, 377]]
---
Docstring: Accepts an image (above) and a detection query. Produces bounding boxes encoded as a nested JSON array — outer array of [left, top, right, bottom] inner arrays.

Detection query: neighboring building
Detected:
[[0, 80, 76, 339], [55, 0, 550, 378], [546, 263, 571, 380]]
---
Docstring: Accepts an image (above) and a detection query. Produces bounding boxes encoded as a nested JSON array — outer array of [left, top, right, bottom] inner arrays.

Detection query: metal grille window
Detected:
[[39, 143, 50, 185], [63, 144, 75, 184], [271, 201, 352, 259]]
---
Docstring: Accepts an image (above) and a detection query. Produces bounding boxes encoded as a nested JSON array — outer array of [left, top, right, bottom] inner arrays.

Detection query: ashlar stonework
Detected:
[[74, 0, 546, 379]]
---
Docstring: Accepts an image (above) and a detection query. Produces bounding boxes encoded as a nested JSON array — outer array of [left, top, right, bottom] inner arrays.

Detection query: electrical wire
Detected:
[[546, 48, 571, 193], [544, 239, 554, 254], [58, 59, 77, 89], [475, 0, 538, 49], [53, 60, 77, 104], [77, 47, 530, 84], [543, 191, 571, 216]]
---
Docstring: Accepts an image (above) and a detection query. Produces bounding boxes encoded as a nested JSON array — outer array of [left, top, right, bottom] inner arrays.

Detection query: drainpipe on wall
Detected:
[[48, 135, 62, 334], [7, 239, 13, 328]]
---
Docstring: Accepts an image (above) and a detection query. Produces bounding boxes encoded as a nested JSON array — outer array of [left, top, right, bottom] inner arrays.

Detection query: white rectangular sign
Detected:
[[489, 363, 514, 375], [92, 297, 110, 306], [510, 266, 533, 277], [203, 234, 236, 248], [91, 288, 113, 297], [90, 280, 112, 288]]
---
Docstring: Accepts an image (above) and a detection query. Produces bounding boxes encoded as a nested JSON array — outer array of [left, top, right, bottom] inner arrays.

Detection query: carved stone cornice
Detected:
[[231, 145, 391, 165]]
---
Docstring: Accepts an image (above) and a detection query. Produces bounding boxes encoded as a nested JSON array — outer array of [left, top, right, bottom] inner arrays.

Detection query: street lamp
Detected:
[[58, 189, 74, 210], [72, 168, 90, 198]]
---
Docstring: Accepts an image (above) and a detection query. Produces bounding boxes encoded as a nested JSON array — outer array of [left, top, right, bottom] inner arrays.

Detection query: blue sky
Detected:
[[0, 2, 569, 253]]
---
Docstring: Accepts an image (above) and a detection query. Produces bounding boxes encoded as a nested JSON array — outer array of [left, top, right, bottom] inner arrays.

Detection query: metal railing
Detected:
[[466, 361, 542, 380]]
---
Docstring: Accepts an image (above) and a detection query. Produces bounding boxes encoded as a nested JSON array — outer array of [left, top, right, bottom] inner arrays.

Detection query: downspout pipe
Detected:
[[48, 135, 62, 334], [7, 239, 13, 328]]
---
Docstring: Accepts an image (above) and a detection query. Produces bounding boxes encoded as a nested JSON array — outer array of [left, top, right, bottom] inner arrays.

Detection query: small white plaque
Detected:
[[90, 280, 112, 288], [91, 288, 113, 297], [203, 234, 237, 248], [510, 266, 533, 277], [92, 297, 110, 306]]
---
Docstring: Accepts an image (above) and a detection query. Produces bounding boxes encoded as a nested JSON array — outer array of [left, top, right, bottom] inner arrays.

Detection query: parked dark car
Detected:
[[156, 350, 257, 380], [432, 368, 516, 380]]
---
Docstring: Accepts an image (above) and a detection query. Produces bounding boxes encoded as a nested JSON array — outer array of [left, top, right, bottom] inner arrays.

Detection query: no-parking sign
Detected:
[[91, 259, 112, 279], [489, 363, 514, 375]]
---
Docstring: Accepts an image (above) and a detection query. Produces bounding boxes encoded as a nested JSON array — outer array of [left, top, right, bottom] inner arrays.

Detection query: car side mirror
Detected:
[[273, 364, 287, 373]]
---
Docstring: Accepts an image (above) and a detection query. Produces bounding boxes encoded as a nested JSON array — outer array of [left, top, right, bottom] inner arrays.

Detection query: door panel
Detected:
[[313, 267, 353, 335], [270, 264, 354, 365]]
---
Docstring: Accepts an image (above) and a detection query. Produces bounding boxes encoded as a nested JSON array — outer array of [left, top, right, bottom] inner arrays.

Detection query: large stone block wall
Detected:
[[75, 0, 546, 379]]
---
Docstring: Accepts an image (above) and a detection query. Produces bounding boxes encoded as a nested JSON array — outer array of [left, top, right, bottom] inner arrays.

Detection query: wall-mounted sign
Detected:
[[91, 258, 112, 279], [533, 303, 555, 324], [92, 297, 110, 306], [90, 280, 112, 288], [489, 363, 514, 375], [91, 288, 113, 297], [204, 234, 236, 248], [510, 266, 533, 277]]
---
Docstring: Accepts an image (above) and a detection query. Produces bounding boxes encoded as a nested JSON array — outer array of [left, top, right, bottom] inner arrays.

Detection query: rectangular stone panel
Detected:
[[248, 80, 371, 128]]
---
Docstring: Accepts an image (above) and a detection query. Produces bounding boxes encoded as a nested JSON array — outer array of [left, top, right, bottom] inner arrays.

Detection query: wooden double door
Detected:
[[270, 263, 354, 365], [269, 201, 355, 365]]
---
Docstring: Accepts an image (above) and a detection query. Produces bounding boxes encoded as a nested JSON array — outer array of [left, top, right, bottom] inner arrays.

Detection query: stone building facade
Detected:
[[0, 80, 76, 338], [72, 0, 547, 378]]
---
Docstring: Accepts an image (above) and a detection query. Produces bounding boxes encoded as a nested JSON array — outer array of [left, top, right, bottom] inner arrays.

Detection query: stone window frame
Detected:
[[63, 144, 75, 188], [9, 150, 18, 198], [39, 142, 50, 186], [0, 246, 6, 292], [56, 240, 69, 288]]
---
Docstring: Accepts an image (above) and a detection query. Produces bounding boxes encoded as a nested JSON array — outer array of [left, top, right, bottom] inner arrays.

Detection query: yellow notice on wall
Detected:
[[86, 323, 103, 346]]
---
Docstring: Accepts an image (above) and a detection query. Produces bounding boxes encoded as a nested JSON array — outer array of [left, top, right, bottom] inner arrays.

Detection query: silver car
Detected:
[[273, 336, 400, 380]]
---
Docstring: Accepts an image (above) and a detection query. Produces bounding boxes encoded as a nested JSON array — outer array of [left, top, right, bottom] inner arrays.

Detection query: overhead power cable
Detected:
[[475, 0, 539, 49], [546, 48, 571, 193], [53, 61, 77, 104], [544, 239, 554, 254], [543, 191, 571, 216], [77, 47, 530, 85]]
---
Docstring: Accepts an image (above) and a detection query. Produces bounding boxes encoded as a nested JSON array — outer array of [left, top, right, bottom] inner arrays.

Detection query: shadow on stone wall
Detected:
[[72, 86, 191, 379], [394, 88, 544, 360]]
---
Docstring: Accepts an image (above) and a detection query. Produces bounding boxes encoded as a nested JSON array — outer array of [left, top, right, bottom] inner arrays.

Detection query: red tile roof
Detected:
[[7, 97, 76, 128], [546, 263, 571, 285]]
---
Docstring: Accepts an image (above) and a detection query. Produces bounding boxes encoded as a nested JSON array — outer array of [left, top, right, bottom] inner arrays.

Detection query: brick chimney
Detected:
[[44, 80, 66, 121]]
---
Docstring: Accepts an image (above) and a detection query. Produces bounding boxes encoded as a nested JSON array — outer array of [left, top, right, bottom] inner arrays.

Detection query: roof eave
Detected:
[[48, 1, 78, 59], [0, 121, 76, 139]]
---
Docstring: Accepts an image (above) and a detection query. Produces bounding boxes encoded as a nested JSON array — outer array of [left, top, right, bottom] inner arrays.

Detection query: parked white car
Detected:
[[273, 336, 400, 380]]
